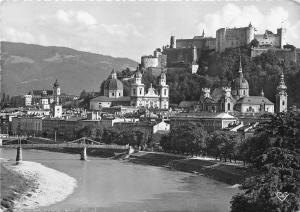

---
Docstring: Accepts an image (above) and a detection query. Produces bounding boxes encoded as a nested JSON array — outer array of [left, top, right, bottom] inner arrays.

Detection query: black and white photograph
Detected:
[[0, 0, 300, 211]]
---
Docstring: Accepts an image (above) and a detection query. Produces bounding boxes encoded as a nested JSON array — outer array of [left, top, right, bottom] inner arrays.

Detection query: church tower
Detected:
[[53, 79, 62, 118], [159, 72, 169, 109], [276, 72, 288, 113], [53, 79, 61, 105], [130, 68, 145, 107], [222, 87, 233, 112]]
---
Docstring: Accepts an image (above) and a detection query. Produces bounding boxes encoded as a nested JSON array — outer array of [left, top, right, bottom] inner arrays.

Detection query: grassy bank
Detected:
[[29, 147, 127, 158], [128, 152, 258, 185], [0, 163, 34, 211]]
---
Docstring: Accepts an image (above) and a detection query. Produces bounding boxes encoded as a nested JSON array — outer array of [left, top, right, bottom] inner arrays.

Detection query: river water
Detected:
[[0, 148, 238, 212]]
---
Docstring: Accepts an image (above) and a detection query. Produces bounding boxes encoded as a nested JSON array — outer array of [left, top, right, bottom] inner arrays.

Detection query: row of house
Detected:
[[10, 115, 170, 142]]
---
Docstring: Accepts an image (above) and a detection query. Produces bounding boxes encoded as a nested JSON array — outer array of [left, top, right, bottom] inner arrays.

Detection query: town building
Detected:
[[90, 68, 169, 111], [11, 116, 43, 136], [170, 112, 238, 132]]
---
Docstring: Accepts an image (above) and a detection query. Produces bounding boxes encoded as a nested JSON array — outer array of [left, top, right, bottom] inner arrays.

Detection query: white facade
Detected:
[[24, 94, 32, 106], [130, 71, 169, 109], [54, 105, 63, 118]]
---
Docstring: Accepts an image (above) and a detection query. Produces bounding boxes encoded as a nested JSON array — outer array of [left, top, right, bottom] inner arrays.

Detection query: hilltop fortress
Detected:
[[140, 23, 299, 74]]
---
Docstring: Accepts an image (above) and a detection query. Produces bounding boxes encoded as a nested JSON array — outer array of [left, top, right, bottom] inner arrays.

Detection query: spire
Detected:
[[238, 55, 243, 75], [277, 72, 287, 91], [202, 29, 205, 37], [111, 67, 117, 79], [249, 22, 252, 27]]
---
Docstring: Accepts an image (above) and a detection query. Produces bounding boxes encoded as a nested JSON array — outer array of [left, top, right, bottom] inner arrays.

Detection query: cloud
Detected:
[[55, 10, 97, 27], [1, 27, 36, 44], [196, 3, 298, 46]]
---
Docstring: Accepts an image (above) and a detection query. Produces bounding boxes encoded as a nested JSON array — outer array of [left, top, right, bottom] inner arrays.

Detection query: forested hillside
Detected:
[[167, 47, 300, 107]]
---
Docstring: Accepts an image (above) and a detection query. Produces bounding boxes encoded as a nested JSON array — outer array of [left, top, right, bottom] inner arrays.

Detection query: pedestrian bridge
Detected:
[[1, 137, 132, 162]]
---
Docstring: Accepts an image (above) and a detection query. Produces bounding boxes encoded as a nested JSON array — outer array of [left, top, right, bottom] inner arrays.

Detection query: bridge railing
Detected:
[[1, 143, 129, 150]]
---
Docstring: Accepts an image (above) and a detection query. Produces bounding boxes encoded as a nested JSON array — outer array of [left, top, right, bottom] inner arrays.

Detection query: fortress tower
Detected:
[[170, 36, 176, 48], [277, 28, 287, 48], [191, 46, 199, 74], [246, 22, 255, 44], [276, 72, 288, 113]]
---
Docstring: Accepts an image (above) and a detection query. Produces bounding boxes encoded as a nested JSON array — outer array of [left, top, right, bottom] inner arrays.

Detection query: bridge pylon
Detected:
[[16, 146, 22, 164], [80, 146, 87, 161]]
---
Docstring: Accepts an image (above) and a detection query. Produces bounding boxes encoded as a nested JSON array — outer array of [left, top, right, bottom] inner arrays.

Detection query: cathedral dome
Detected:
[[103, 68, 123, 91], [104, 78, 123, 91]]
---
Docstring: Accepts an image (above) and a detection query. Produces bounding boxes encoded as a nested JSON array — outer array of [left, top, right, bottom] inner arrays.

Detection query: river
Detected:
[[0, 148, 238, 212]]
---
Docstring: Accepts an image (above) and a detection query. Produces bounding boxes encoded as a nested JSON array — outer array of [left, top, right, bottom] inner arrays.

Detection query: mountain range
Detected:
[[0, 42, 138, 96]]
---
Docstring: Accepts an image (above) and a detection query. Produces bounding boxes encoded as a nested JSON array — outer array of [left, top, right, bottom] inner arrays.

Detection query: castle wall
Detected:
[[251, 48, 297, 64], [164, 48, 194, 67], [254, 34, 280, 47], [176, 38, 216, 50], [141, 56, 159, 68], [216, 26, 255, 52]]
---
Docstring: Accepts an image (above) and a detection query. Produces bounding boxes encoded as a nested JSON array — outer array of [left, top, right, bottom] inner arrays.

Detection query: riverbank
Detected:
[[128, 151, 259, 185], [0, 160, 77, 211], [1, 147, 257, 186], [0, 161, 34, 211]]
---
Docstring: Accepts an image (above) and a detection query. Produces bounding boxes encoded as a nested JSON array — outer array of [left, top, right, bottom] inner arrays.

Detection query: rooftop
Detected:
[[90, 96, 131, 102], [236, 96, 274, 105]]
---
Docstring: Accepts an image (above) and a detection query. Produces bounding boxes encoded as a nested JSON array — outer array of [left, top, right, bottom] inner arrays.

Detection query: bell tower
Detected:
[[159, 72, 169, 109], [53, 79, 62, 118], [130, 67, 145, 107], [276, 72, 288, 113]]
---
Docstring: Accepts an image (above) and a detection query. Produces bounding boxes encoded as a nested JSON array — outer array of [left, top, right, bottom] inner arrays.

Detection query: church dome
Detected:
[[232, 74, 249, 89], [103, 68, 123, 91], [104, 78, 123, 91]]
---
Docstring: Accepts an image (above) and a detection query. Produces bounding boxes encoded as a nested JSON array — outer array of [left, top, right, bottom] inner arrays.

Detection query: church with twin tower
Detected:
[[90, 68, 169, 110]]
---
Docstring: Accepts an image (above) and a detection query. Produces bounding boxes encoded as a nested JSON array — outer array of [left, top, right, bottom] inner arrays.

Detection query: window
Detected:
[[227, 103, 231, 111], [282, 101, 285, 106], [243, 90, 245, 95], [133, 89, 136, 95], [119, 92, 121, 96], [112, 92, 114, 96], [140, 88, 142, 95], [164, 89, 167, 95]]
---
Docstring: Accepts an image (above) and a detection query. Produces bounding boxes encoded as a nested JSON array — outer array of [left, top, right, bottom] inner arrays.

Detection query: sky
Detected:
[[1, 0, 300, 61]]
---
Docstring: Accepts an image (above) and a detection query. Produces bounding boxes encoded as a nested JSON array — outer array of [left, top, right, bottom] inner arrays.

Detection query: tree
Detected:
[[160, 122, 208, 156], [250, 39, 259, 48], [231, 112, 300, 212], [79, 90, 87, 99]]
